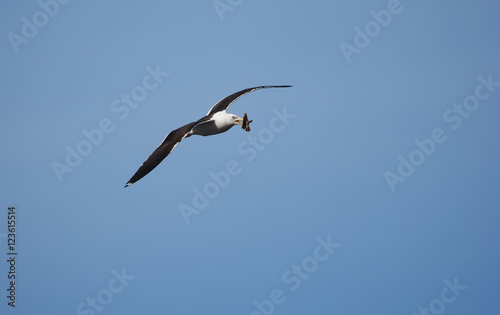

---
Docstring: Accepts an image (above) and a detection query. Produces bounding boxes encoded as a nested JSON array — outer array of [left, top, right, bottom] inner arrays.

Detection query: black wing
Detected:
[[206, 85, 292, 116], [124, 121, 198, 187]]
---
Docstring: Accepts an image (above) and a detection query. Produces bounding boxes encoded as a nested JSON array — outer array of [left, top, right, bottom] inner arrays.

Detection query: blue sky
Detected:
[[1, 0, 499, 314]]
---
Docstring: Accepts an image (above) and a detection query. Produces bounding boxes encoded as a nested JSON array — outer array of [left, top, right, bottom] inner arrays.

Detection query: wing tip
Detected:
[[262, 85, 293, 88], [124, 182, 133, 188]]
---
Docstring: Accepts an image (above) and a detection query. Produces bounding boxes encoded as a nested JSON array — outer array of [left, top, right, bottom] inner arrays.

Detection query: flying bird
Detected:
[[124, 85, 292, 187]]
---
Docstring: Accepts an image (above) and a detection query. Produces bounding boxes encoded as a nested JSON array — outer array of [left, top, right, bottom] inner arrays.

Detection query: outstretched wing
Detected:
[[124, 121, 198, 187], [206, 85, 292, 116]]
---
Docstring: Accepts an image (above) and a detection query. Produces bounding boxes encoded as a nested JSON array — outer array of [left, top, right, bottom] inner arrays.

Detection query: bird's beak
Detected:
[[235, 118, 243, 125]]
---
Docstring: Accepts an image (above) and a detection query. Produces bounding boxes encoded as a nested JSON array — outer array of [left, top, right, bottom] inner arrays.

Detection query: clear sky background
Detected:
[[1, 1, 499, 314]]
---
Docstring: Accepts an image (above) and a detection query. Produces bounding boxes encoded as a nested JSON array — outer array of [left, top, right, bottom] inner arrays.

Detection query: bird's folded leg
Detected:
[[242, 113, 253, 132]]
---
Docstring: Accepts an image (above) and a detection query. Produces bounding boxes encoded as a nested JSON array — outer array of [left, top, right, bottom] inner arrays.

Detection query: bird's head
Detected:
[[231, 114, 243, 126]]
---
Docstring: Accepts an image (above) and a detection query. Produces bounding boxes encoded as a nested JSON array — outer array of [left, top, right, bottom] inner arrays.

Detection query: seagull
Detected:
[[124, 85, 292, 187]]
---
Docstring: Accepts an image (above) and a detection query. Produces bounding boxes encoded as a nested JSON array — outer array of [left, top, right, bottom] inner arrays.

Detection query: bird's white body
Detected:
[[191, 111, 240, 136]]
